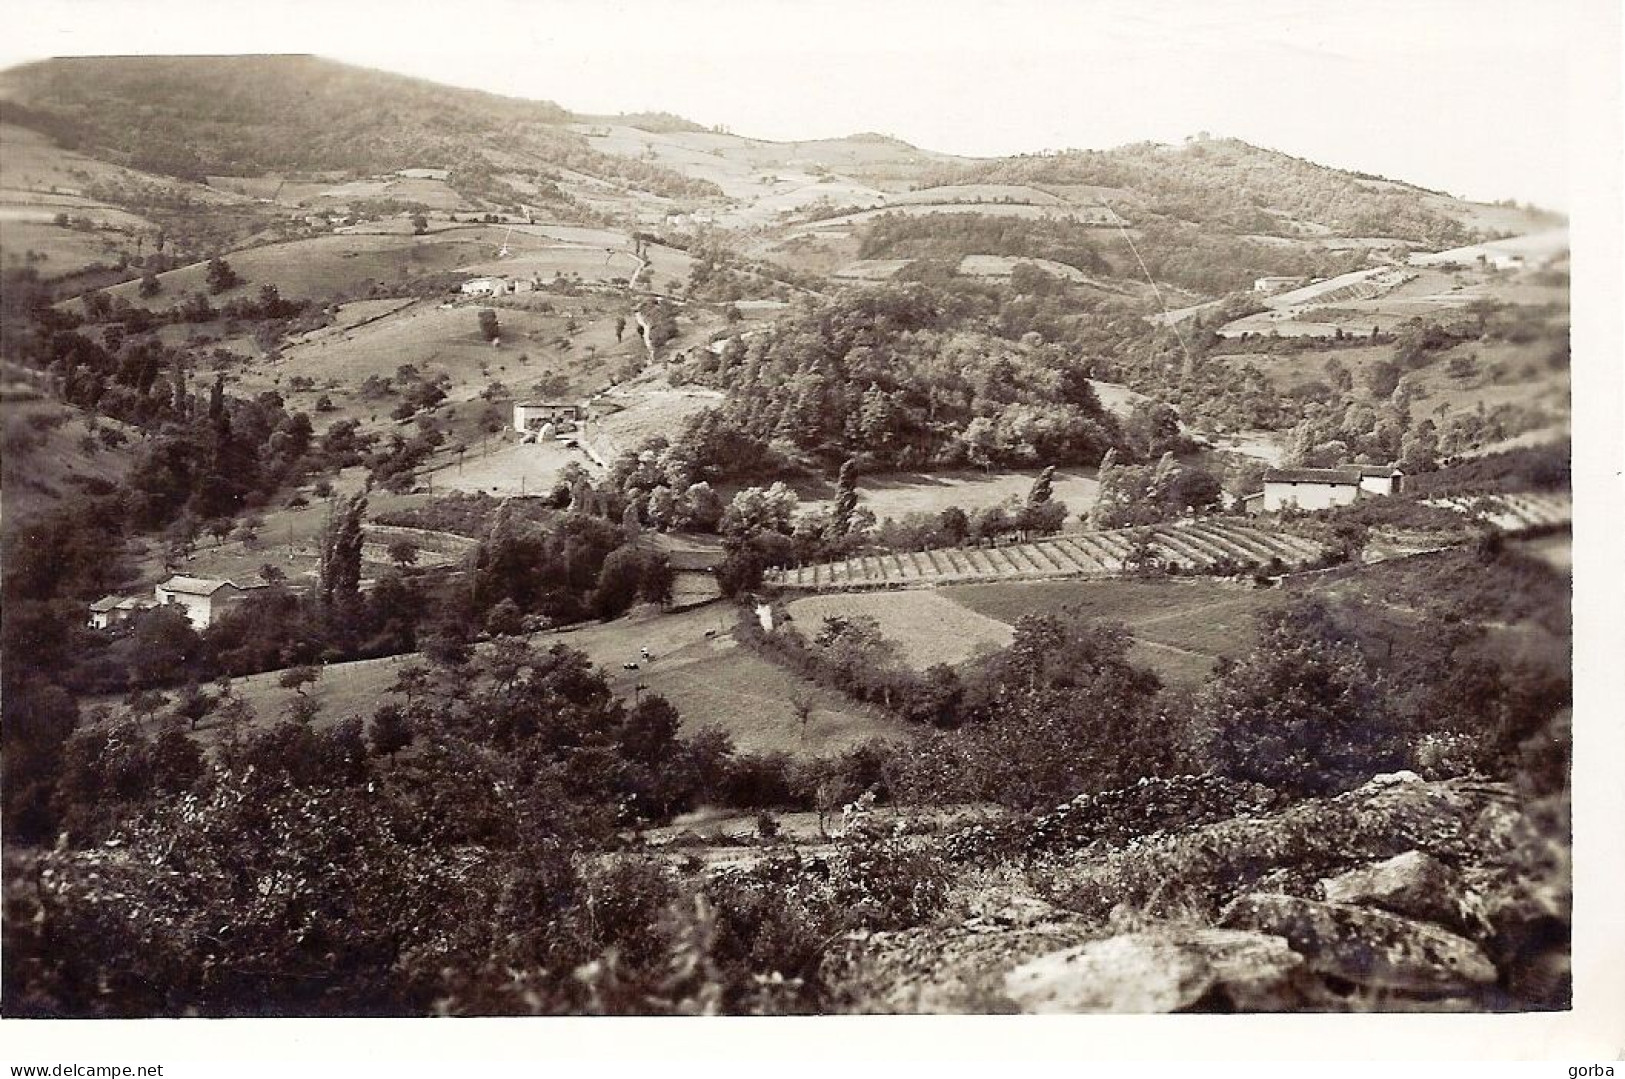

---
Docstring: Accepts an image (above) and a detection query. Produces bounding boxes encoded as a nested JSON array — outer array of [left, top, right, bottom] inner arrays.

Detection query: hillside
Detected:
[[0, 382, 138, 524], [919, 136, 1559, 244], [0, 56, 720, 205]]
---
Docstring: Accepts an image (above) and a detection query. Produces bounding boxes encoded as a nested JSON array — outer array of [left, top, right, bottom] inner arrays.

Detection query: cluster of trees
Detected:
[[469, 499, 672, 626], [669, 285, 1129, 479], [4, 627, 839, 1015], [85, 278, 308, 334], [3, 526, 1571, 1015], [1090, 450, 1222, 528]]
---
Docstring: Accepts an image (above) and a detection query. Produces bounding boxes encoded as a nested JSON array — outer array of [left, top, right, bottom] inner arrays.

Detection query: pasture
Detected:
[[184, 602, 903, 759], [942, 577, 1291, 686], [791, 466, 1099, 524], [98, 231, 501, 308], [785, 590, 1014, 670], [423, 437, 593, 498]]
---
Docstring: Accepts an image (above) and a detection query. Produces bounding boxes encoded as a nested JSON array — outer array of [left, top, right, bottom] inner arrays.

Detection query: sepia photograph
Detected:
[[0, 0, 1620, 1068]]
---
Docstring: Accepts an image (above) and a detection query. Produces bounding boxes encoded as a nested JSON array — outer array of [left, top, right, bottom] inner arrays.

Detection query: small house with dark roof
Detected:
[[1259, 465, 1403, 512], [87, 594, 159, 630]]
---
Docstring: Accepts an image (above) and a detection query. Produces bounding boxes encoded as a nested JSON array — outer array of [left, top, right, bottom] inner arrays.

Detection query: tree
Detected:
[[1194, 600, 1401, 796], [172, 681, 215, 731], [233, 515, 264, 550], [126, 606, 201, 687], [205, 257, 240, 294], [831, 459, 859, 537], [478, 309, 500, 343], [1027, 464, 1055, 506], [278, 664, 322, 698], [369, 703, 413, 759], [319, 492, 367, 613], [205, 518, 233, 546], [614, 316, 627, 342], [387, 539, 420, 569], [138, 273, 161, 298], [411, 214, 428, 235], [592, 547, 646, 620], [1400, 419, 1439, 474], [484, 598, 524, 637], [679, 482, 725, 532]]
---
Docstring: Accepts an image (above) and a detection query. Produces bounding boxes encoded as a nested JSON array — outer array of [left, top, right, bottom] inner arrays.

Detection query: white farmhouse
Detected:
[[1260, 465, 1402, 512], [512, 401, 584, 435], [461, 277, 512, 297], [154, 576, 266, 630]]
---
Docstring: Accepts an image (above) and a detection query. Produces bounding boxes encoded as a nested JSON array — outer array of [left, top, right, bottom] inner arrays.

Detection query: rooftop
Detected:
[[1265, 463, 1402, 485], [1264, 467, 1362, 485], [158, 575, 235, 596]]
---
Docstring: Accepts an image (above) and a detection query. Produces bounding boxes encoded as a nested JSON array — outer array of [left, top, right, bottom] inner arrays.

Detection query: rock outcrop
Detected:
[[1219, 893, 1498, 995], [1003, 927, 1305, 1013], [1320, 850, 1462, 926]]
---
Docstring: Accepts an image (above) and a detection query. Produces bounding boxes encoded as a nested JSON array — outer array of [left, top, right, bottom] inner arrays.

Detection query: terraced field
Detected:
[[1422, 491, 1572, 533], [765, 519, 1327, 592]]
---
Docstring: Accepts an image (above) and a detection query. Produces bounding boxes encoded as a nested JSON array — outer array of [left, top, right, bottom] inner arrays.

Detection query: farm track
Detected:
[[766, 520, 1332, 593]]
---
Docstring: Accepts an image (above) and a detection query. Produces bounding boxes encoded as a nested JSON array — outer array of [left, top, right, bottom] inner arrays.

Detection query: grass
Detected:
[[0, 395, 139, 524], [941, 577, 1291, 687], [786, 591, 1014, 670], [160, 603, 904, 760], [98, 231, 501, 308], [789, 467, 1099, 524]]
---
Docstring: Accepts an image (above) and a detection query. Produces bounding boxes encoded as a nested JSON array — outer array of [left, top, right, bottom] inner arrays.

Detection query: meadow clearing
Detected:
[[785, 590, 1014, 670], [791, 466, 1100, 524], [942, 576, 1292, 686], [144, 601, 905, 760]]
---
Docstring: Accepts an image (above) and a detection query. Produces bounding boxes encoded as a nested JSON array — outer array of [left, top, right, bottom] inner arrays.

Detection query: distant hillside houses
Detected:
[[1253, 275, 1302, 293], [1243, 465, 1403, 514], [90, 576, 271, 631]]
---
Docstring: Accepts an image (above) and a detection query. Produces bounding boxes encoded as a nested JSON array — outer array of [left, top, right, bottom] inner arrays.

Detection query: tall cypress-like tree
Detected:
[[832, 458, 859, 536], [1027, 464, 1055, 506], [319, 492, 367, 613]]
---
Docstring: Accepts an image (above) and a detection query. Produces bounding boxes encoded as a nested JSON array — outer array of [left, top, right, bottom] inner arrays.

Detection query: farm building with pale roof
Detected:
[[1254, 465, 1403, 513]]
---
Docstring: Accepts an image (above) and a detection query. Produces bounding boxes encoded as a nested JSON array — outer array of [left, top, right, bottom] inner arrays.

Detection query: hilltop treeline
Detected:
[[924, 137, 1476, 244], [0, 56, 720, 201]]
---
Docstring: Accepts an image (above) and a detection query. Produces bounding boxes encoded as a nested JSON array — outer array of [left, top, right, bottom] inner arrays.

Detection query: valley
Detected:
[[0, 53, 1577, 1022]]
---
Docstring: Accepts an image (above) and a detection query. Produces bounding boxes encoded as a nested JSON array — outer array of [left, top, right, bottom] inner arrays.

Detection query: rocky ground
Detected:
[[821, 773, 1569, 1013]]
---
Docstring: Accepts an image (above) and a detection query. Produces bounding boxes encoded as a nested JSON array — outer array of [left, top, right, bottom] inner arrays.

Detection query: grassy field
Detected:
[[786, 590, 1014, 670], [790, 466, 1098, 524], [162, 603, 904, 760], [941, 577, 1291, 687], [96, 229, 511, 309]]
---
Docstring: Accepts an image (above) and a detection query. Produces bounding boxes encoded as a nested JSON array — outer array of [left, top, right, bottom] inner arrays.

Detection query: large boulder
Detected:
[[1003, 927, 1305, 1013], [1220, 893, 1498, 995], [1321, 850, 1462, 926]]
